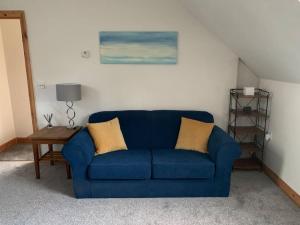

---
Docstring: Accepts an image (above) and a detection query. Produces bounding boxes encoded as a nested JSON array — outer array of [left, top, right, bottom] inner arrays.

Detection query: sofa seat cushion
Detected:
[[88, 150, 151, 180], [152, 149, 215, 179]]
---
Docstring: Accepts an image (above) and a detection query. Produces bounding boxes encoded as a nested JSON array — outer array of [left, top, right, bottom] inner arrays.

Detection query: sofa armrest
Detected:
[[62, 128, 95, 179], [208, 126, 241, 178]]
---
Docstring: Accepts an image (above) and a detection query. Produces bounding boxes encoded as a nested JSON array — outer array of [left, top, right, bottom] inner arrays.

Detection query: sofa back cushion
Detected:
[[89, 110, 151, 149], [151, 110, 214, 149], [89, 110, 214, 149]]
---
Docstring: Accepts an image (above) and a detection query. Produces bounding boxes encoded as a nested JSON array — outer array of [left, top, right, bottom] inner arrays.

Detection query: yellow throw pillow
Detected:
[[175, 117, 214, 153], [87, 118, 127, 155]]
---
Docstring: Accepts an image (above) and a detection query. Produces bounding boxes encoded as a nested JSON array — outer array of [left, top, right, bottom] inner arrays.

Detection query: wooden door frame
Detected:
[[0, 10, 38, 132]]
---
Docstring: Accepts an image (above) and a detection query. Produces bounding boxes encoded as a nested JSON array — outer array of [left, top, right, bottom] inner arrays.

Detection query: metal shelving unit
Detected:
[[228, 88, 270, 170]]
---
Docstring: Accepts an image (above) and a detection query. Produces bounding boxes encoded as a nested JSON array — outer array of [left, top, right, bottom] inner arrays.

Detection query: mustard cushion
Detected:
[[87, 118, 127, 155], [175, 117, 214, 153]]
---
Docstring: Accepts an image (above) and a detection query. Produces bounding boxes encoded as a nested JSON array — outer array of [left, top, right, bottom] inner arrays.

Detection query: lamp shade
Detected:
[[56, 83, 81, 101]]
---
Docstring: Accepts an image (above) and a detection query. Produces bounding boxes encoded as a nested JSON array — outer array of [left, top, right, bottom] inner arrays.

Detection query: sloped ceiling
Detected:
[[182, 0, 300, 83]]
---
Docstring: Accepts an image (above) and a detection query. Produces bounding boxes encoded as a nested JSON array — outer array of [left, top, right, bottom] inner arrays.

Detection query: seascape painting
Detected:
[[99, 32, 178, 64]]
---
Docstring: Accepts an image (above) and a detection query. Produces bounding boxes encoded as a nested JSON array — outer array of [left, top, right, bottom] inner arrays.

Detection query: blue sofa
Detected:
[[62, 110, 241, 198]]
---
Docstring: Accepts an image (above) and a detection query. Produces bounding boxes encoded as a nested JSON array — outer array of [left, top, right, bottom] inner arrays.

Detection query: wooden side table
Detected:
[[28, 126, 81, 179]]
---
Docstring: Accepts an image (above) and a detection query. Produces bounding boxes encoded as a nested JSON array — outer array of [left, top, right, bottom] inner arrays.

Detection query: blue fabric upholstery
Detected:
[[208, 126, 241, 196], [62, 110, 241, 198], [150, 110, 214, 149], [62, 128, 95, 197], [62, 128, 94, 177], [90, 180, 215, 198], [89, 111, 151, 149], [88, 110, 213, 149], [88, 150, 151, 180], [152, 149, 215, 179]]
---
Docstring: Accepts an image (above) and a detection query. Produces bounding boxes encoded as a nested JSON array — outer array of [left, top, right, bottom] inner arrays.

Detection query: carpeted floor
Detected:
[[0, 162, 299, 225], [0, 144, 33, 161]]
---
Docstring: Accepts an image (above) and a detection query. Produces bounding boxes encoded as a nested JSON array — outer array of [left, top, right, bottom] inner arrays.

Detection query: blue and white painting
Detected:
[[99, 32, 177, 64]]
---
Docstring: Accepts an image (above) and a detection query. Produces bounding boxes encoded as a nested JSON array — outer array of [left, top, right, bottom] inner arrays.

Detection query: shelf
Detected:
[[240, 142, 261, 155], [229, 89, 269, 171], [230, 109, 268, 117], [40, 151, 65, 162], [230, 89, 270, 99], [234, 157, 262, 170], [229, 126, 265, 135], [230, 93, 268, 99]]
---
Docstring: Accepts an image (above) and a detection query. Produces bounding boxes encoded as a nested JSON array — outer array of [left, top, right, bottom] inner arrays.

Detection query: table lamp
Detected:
[[56, 83, 81, 129]]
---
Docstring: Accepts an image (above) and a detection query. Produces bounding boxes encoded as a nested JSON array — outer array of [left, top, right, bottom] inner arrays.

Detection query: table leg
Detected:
[[48, 144, 54, 166], [66, 163, 71, 179], [32, 144, 40, 179]]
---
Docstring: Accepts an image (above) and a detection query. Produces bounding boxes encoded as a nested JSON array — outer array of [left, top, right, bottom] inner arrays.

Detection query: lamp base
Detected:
[[66, 125, 77, 130], [65, 101, 76, 129]]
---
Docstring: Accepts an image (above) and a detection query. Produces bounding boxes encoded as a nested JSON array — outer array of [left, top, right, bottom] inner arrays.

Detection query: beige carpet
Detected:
[[0, 161, 299, 225]]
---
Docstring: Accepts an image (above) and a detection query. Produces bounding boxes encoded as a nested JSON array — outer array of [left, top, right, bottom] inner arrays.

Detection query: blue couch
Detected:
[[62, 110, 240, 198]]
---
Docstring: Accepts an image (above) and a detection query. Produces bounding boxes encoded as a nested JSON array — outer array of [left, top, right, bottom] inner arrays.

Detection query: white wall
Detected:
[[237, 60, 259, 88], [260, 78, 300, 194], [0, 0, 238, 129], [183, 0, 300, 83], [0, 20, 33, 138], [0, 27, 15, 144]]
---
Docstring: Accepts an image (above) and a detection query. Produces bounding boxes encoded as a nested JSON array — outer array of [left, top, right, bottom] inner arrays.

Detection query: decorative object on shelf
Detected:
[[243, 106, 252, 113], [43, 113, 53, 128], [99, 31, 178, 64], [56, 83, 81, 129], [243, 87, 255, 96], [228, 88, 270, 170]]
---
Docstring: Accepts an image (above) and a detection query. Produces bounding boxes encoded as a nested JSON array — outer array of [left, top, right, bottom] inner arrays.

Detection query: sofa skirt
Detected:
[[73, 178, 230, 198]]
